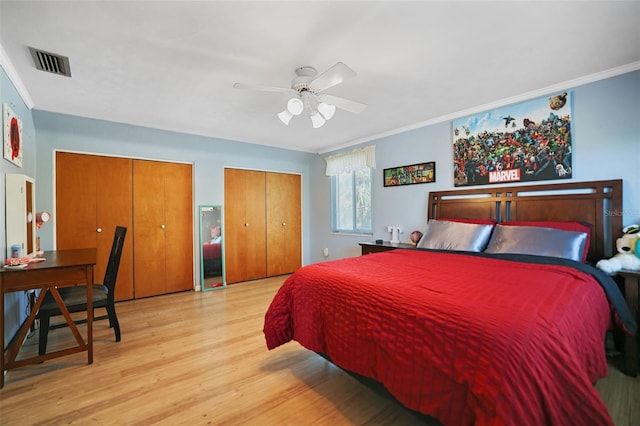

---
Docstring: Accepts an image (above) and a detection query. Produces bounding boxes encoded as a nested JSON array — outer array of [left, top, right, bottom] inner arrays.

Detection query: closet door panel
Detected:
[[56, 152, 98, 250], [133, 160, 167, 298], [56, 153, 134, 301], [244, 171, 267, 281], [96, 156, 134, 301], [224, 168, 245, 284], [224, 169, 266, 284], [163, 162, 193, 293], [266, 172, 301, 276]]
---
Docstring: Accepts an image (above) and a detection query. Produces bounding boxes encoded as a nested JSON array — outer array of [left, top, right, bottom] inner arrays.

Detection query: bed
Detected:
[[263, 179, 637, 425], [202, 241, 222, 278]]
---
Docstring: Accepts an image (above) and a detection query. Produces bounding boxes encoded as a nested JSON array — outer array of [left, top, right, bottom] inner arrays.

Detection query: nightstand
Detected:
[[359, 241, 416, 255], [618, 270, 639, 377]]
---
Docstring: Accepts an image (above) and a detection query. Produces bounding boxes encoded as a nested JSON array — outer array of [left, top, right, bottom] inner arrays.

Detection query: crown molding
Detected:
[[0, 43, 35, 109], [319, 61, 640, 154]]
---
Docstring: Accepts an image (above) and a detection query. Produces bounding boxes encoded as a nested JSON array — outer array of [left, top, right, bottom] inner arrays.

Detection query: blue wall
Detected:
[[32, 110, 316, 272], [2, 63, 639, 349], [2, 64, 317, 346], [1, 65, 37, 346], [309, 70, 640, 262]]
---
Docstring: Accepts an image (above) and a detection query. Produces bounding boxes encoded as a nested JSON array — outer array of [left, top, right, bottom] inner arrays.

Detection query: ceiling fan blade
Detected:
[[233, 82, 296, 94], [309, 62, 356, 92], [319, 94, 367, 114]]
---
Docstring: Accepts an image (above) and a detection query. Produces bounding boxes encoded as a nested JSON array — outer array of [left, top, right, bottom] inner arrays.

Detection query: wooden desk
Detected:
[[1, 248, 96, 388], [618, 270, 639, 377]]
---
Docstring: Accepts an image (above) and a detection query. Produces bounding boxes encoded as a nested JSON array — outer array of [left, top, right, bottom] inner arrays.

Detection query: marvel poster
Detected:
[[452, 92, 572, 187]]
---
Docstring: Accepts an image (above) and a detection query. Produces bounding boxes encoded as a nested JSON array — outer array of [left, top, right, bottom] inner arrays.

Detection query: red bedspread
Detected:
[[264, 249, 614, 425], [202, 242, 221, 260]]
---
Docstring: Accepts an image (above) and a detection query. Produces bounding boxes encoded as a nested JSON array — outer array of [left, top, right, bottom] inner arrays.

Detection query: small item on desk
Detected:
[[10, 244, 21, 258], [29, 257, 46, 263], [5, 257, 30, 266], [375, 239, 383, 244], [3, 263, 28, 270]]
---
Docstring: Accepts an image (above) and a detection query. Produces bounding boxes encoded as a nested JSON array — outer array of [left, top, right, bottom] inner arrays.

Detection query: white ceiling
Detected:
[[1, 1, 639, 154]]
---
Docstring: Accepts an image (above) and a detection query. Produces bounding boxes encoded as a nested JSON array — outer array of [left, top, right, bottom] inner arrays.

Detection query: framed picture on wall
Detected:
[[3, 103, 23, 167], [452, 92, 572, 187], [383, 162, 435, 187]]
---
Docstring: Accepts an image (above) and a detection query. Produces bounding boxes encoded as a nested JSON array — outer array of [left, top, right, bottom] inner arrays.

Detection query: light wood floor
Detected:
[[1, 276, 638, 425]]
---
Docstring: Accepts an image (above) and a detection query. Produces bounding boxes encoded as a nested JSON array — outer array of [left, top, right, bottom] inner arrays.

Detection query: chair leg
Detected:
[[38, 315, 51, 356], [106, 305, 121, 342], [106, 310, 115, 328]]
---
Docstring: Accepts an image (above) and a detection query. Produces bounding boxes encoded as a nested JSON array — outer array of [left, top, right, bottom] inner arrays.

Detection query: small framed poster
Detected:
[[3, 103, 23, 167], [383, 162, 435, 187]]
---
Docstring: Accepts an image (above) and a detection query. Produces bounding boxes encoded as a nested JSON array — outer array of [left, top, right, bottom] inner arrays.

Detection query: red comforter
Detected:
[[202, 242, 221, 259], [264, 249, 615, 425]]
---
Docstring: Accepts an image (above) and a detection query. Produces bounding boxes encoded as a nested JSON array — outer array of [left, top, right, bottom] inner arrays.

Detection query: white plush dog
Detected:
[[596, 231, 640, 275]]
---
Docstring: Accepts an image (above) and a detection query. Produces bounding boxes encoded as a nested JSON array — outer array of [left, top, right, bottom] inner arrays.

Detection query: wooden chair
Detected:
[[37, 226, 127, 355]]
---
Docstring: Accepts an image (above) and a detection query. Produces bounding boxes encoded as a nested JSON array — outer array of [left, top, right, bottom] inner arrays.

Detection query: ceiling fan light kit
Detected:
[[277, 97, 305, 125], [286, 98, 304, 116], [277, 109, 294, 125], [317, 102, 336, 121], [310, 111, 326, 129], [279, 93, 336, 128], [235, 62, 366, 129]]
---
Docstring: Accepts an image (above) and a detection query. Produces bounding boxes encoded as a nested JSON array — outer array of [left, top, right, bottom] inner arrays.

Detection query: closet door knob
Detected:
[[97, 228, 102, 233], [282, 222, 286, 226], [161, 224, 166, 229], [245, 223, 249, 227]]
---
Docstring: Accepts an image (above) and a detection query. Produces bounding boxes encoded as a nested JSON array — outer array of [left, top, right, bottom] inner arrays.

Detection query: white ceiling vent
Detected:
[[28, 47, 71, 77]]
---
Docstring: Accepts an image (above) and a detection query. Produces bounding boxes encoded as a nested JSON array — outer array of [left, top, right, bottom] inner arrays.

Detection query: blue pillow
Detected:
[[484, 224, 587, 261], [417, 219, 495, 252]]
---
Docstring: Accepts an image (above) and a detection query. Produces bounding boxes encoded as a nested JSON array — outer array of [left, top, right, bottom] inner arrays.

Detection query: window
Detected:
[[326, 146, 375, 234]]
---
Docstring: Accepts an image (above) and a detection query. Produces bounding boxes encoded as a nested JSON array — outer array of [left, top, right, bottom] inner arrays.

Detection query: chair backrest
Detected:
[[104, 226, 127, 304]]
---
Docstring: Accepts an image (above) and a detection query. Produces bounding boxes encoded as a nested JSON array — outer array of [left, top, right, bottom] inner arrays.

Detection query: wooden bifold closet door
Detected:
[[266, 172, 301, 277], [224, 168, 301, 284], [133, 160, 193, 298], [224, 169, 267, 284], [56, 153, 193, 300], [56, 152, 134, 301]]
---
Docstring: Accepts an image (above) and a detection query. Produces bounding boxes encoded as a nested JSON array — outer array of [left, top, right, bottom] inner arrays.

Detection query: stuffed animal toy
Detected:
[[596, 225, 640, 274]]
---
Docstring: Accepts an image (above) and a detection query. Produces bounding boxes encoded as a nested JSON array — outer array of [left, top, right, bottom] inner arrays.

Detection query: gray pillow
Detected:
[[417, 219, 494, 252], [484, 224, 587, 261]]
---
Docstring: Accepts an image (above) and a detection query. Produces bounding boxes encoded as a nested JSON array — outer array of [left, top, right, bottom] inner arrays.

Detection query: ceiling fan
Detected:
[[233, 62, 366, 128]]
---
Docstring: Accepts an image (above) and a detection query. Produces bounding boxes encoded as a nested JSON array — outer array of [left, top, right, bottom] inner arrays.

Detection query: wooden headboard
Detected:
[[428, 179, 623, 264]]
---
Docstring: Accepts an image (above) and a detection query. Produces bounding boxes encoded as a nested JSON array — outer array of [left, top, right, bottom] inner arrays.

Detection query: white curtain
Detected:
[[325, 145, 376, 176]]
